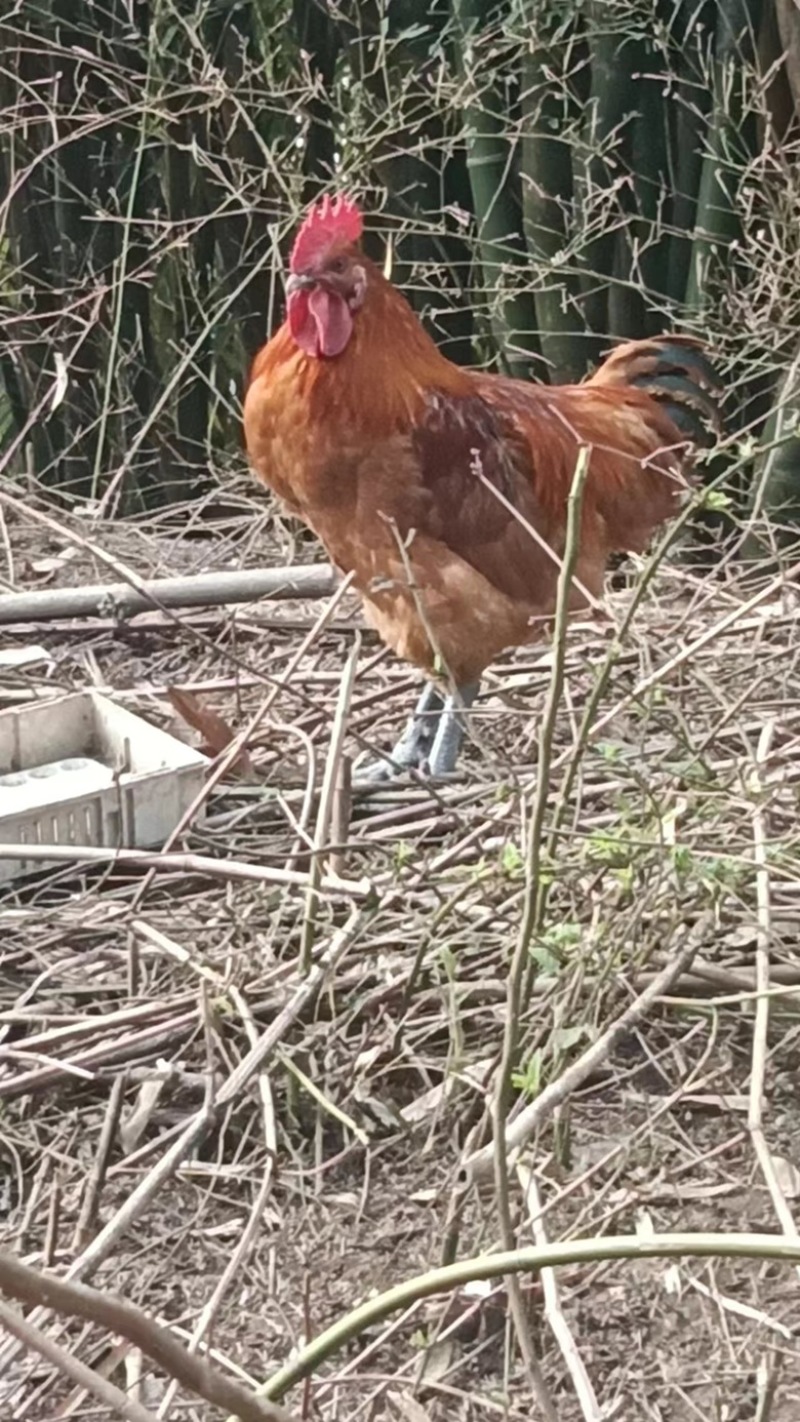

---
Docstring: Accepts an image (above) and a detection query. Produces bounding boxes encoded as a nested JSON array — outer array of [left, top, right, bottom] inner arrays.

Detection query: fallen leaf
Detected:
[[413, 1339, 457, 1387], [662, 1263, 683, 1296], [0, 646, 54, 670], [30, 547, 78, 575], [166, 687, 254, 777], [50, 352, 69, 412], [120, 1077, 165, 1154], [635, 1207, 656, 1239], [388, 1392, 434, 1422], [400, 1080, 449, 1123], [772, 1154, 800, 1199]]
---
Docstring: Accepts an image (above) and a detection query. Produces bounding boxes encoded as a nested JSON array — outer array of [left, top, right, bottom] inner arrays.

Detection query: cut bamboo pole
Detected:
[[0, 565, 338, 625]]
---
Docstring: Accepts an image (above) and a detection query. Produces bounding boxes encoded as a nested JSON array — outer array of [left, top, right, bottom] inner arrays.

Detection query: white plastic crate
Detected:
[[0, 690, 209, 884]]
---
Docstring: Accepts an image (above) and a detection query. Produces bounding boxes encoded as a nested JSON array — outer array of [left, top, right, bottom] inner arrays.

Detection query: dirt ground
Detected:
[[2, 491, 800, 1420]]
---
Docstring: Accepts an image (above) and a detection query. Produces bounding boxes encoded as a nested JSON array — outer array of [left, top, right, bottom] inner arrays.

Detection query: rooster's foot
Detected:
[[423, 682, 479, 777], [358, 681, 478, 782], [360, 683, 444, 781]]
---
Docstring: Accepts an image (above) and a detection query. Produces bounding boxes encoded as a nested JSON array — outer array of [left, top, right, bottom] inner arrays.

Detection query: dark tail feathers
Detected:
[[589, 335, 723, 446]]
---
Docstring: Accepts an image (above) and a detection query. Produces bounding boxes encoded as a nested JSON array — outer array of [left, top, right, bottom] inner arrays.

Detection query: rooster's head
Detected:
[[285, 193, 367, 359]]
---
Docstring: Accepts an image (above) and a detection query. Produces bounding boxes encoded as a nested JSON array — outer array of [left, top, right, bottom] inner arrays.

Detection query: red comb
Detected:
[[290, 193, 364, 273]]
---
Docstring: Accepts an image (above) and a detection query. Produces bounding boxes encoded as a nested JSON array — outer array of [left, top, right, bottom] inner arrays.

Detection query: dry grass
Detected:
[[2, 488, 800, 1421]]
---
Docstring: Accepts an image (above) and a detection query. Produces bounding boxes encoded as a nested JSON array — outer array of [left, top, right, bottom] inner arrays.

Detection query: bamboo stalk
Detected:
[[575, 2, 639, 336], [665, 0, 714, 304], [520, 4, 587, 380], [451, 0, 539, 376], [744, 339, 800, 563], [684, 0, 762, 315]]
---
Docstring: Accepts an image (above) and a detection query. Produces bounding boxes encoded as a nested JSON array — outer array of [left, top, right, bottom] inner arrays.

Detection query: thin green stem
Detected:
[[491, 444, 590, 1419], [256, 1232, 800, 1407]]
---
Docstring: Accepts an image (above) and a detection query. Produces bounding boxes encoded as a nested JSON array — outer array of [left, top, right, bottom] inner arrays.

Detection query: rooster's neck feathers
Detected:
[[262, 263, 470, 434]]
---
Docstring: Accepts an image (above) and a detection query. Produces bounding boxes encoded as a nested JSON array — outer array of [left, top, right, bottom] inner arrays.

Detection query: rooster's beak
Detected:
[[285, 273, 315, 296]]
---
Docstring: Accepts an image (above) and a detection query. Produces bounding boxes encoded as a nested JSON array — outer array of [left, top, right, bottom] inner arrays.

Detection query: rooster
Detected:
[[244, 194, 721, 778]]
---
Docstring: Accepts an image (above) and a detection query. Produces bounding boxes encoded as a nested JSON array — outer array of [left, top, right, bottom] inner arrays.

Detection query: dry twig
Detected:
[[0, 1250, 297, 1422]]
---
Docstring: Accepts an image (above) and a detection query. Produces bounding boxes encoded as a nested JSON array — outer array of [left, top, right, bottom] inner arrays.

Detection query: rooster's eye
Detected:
[[328, 256, 346, 274]]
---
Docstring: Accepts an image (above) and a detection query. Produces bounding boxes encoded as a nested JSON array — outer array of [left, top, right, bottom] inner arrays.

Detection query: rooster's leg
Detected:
[[366, 682, 445, 779], [388, 681, 445, 767], [424, 682, 479, 778]]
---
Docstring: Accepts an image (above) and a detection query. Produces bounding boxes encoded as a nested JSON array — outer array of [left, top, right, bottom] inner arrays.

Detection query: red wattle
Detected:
[[288, 288, 353, 358]]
